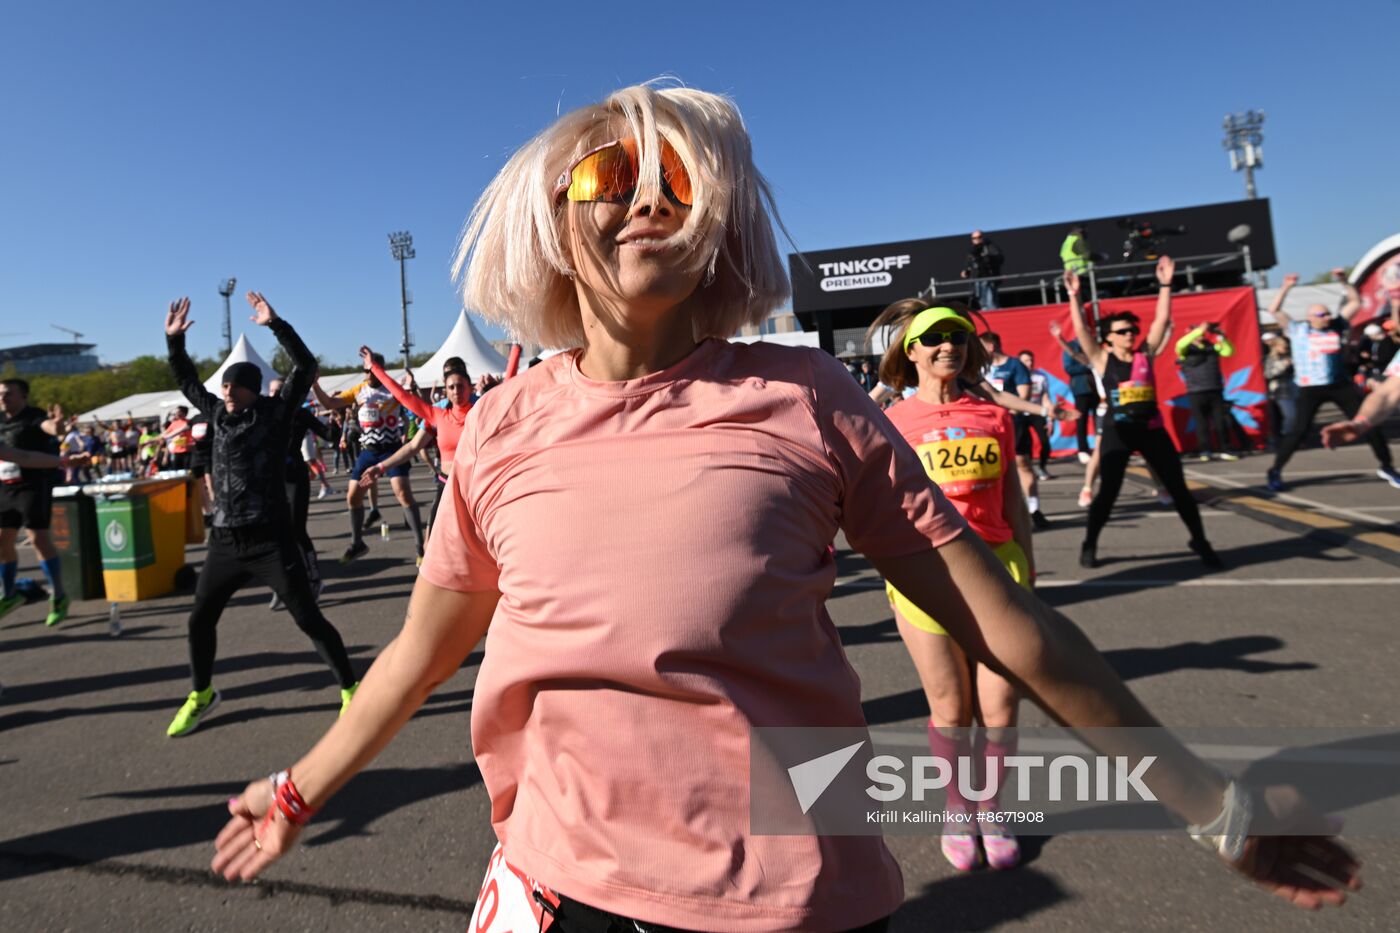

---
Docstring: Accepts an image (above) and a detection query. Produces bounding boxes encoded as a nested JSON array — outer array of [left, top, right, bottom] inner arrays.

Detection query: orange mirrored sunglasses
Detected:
[[553, 138, 693, 207]]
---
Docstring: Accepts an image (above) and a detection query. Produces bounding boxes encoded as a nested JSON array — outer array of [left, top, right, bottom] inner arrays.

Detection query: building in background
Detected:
[[0, 342, 100, 375]]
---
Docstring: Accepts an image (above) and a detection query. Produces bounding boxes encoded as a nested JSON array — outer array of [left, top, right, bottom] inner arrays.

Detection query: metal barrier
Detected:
[[918, 248, 1256, 308]]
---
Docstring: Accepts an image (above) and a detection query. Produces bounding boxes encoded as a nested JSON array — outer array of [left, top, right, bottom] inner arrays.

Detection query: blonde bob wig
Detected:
[[453, 82, 792, 350]]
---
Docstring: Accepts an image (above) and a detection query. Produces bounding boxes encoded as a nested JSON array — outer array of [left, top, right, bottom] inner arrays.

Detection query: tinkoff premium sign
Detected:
[[818, 255, 912, 292]]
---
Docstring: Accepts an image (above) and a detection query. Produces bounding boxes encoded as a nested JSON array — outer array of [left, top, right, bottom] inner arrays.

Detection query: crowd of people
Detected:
[[2, 82, 1386, 931]]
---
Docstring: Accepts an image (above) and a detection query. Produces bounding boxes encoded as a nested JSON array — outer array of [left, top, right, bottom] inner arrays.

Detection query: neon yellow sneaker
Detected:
[[0, 593, 24, 622], [339, 682, 359, 717], [166, 687, 220, 737], [45, 595, 70, 627]]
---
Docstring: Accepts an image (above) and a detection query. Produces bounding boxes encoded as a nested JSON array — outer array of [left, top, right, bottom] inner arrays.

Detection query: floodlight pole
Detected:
[[388, 231, 416, 369], [1222, 110, 1265, 201], [217, 277, 237, 357]]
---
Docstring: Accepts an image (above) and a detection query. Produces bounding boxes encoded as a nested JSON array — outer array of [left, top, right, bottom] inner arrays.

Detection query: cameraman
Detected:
[[1176, 320, 1239, 461], [960, 229, 1004, 310]]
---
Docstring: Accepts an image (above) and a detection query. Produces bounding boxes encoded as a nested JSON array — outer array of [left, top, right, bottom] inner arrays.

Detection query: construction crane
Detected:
[[52, 324, 85, 343]]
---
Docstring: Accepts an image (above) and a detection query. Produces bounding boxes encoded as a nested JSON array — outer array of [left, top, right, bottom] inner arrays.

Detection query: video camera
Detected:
[[1117, 217, 1186, 262]]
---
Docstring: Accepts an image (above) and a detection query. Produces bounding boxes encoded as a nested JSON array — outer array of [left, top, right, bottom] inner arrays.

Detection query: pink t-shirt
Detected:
[[420, 338, 966, 931]]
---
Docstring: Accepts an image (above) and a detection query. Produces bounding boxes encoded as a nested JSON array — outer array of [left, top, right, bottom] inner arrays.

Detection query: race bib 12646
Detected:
[[915, 431, 1002, 488]]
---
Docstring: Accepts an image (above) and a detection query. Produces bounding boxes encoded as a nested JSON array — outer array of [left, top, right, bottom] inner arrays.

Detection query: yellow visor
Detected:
[[903, 306, 974, 352]]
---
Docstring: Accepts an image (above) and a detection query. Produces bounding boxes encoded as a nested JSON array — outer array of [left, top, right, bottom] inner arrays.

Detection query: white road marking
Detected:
[[1182, 466, 1398, 528]]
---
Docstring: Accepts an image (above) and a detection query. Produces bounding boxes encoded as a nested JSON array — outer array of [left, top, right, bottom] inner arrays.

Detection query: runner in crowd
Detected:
[[356, 349, 473, 536], [60, 417, 84, 484], [188, 411, 214, 523], [1176, 321, 1240, 462], [312, 354, 425, 564], [1263, 333, 1297, 446], [981, 332, 1050, 529], [104, 420, 129, 474], [267, 378, 334, 612], [868, 299, 1032, 871], [1050, 318, 1101, 465], [212, 84, 1356, 929], [0, 383, 69, 626], [163, 293, 358, 737], [1017, 349, 1055, 480], [137, 422, 161, 475], [160, 405, 194, 471], [1323, 303, 1400, 451], [123, 419, 141, 473], [1065, 263, 1224, 569], [1266, 273, 1399, 490]]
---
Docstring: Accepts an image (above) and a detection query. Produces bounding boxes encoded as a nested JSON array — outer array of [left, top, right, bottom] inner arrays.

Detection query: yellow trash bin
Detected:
[[85, 478, 189, 602]]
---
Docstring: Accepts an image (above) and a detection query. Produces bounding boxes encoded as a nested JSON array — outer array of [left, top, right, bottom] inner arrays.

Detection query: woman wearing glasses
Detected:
[[868, 299, 1031, 872], [211, 84, 1354, 931], [1064, 261, 1223, 570]]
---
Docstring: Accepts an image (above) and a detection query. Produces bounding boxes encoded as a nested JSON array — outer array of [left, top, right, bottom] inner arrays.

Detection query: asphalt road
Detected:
[[2, 438, 1396, 932]]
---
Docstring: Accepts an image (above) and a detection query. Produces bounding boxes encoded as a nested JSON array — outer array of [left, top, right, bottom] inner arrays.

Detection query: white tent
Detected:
[[78, 390, 186, 424], [203, 334, 281, 394], [413, 310, 510, 383]]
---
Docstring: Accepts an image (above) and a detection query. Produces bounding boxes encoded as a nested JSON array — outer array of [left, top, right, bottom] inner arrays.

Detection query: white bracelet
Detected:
[[1187, 780, 1253, 863]]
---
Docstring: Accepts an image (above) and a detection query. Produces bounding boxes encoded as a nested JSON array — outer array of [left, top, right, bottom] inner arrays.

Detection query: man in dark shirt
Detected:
[[163, 292, 358, 737], [960, 230, 1005, 310], [0, 380, 66, 625]]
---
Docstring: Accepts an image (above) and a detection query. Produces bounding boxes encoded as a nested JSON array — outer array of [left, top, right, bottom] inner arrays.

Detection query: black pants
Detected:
[[1187, 390, 1231, 455], [1271, 383, 1392, 472], [285, 466, 320, 589], [550, 895, 889, 933], [1016, 414, 1051, 467], [428, 476, 448, 535], [1085, 420, 1207, 549], [185, 526, 355, 691], [1073, 391, 1098, 453]]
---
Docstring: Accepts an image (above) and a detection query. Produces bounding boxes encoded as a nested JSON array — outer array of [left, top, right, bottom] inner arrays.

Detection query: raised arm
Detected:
[[1337, 281, 1363, 322], [1213, 325, 1235, 358], [164, 298, 219, 417], [212, 578, 500, 881], [363, 346, 435, 425], [1064, 268, 1107, 372], [1141, 256, 1174, 357], [311, 380, 352, 412], [1267, 273, 1298, 331], [247, 292, 316, 407], [1048, 320, 1089, 367]]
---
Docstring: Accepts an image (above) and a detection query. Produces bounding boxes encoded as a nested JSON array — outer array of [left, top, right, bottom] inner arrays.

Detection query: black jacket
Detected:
[[167, 318, 315, 528]]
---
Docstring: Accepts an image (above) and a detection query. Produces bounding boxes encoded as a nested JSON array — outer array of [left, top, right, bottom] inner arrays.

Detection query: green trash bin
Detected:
[[51, 486, 105, 601], [84, 478, 188, 602]]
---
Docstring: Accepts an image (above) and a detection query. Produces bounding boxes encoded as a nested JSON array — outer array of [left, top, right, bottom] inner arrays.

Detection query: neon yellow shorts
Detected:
[[886, 538, 1031, 636]]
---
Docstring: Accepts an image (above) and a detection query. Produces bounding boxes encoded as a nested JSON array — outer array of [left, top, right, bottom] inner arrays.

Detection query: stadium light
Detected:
[[217, 277, 237, 357], [1222, 111, 1265, 200], [388, 232, 416, 369]]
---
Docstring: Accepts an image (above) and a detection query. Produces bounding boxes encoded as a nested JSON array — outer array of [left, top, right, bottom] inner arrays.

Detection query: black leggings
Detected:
[[285, 467, 320, 588], [1085, 421, 1207, 549], [1271, 383, 1392, 472], [185, 527, 355, 691], [550, 895, 889, 933], [1187, 390, 1232, 455], [1073, 391, 1098, 453]]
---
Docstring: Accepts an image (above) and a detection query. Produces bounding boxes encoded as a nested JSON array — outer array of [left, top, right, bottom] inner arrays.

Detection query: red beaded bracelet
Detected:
[[269, 769, 317, 827]]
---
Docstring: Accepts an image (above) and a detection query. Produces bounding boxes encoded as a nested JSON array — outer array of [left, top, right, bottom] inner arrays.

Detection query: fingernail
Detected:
[[228, 797, 239, 810]]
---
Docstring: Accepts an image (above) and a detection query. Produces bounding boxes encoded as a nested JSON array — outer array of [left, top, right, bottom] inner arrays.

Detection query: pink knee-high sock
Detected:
[[976, 731, 1017, 812], [928, 721, 973, 814]]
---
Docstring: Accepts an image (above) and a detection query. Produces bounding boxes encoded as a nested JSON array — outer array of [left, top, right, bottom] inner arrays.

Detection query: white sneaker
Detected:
[[317, 486, 333, 500], [1077, 487, 1094, 508], [1077, 451, 1091, 465]]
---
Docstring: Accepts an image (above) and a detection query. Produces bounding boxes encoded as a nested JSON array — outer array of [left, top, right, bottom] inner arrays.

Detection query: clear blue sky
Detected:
[[4, 1, 1397, 366]]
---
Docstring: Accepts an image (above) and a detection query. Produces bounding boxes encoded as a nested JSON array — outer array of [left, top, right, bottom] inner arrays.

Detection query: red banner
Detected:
[[978, 287, 1267, 457]]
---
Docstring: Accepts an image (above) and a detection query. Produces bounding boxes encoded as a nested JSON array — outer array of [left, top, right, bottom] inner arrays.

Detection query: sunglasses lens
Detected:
[[565, 139, 693, 207], [567, 143, 635, 203], [918, 330, 969, 347]]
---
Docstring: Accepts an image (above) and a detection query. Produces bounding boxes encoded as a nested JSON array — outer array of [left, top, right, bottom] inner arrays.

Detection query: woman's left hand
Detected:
[[212, 778, 303, 882], [1226, 785, 1360, 909]]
